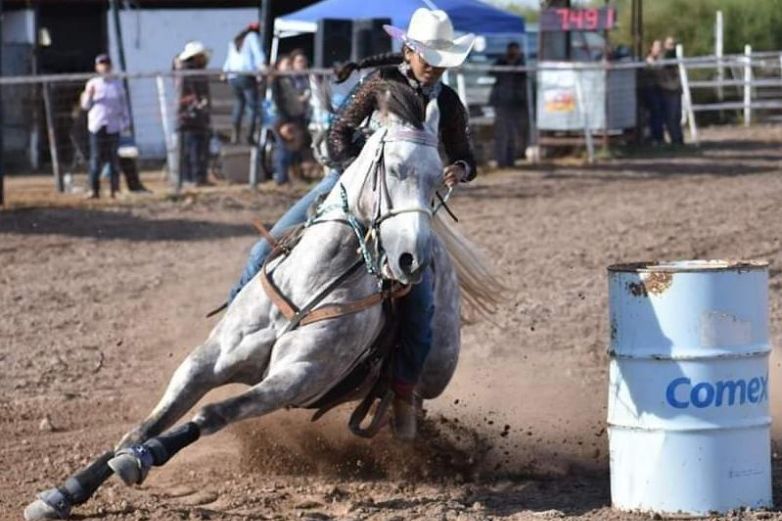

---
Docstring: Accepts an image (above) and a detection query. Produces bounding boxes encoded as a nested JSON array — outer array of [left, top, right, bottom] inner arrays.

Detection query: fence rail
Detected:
[[3, 48, 782, 204]]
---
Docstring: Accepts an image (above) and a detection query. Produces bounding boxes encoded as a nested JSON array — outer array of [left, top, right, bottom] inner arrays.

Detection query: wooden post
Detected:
[[0, 0, 4, 206], [715, 11, 724, 101], [573, 68, 594, 164], [42, 82, 63, 192], [110, 0, 135, 136], [254, 0, 272, 187], [30, 2, 40, 171], [456, 71, 467, 107], [744, 44, 752, 127], [155, 75, 178, 188], [676, 44, 698, 145]]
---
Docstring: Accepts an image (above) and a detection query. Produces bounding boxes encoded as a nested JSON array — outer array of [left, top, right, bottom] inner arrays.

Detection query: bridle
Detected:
[[307, 126, 446, 278]]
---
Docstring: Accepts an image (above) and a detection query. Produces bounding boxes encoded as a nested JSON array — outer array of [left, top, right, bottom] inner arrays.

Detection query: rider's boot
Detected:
[[392, 382, 417, 440]]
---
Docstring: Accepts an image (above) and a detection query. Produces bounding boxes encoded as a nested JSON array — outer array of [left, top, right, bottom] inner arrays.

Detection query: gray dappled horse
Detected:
[[25, 87, 502, 521]]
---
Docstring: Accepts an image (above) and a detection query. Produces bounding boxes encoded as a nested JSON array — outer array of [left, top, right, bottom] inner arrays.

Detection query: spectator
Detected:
[[80, 54, 129, 199], [223, 23, 266, 145], [641, 39, 665, 144], [271, 55, 307, 185], [489, 42, 528, 168], [659, 36, 684, 145], [289, 50, 312, 125], [177, 41, 212, 186]]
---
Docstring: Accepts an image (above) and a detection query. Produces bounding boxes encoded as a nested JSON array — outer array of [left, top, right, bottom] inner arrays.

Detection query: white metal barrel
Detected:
[[607, 260, 772, 515]]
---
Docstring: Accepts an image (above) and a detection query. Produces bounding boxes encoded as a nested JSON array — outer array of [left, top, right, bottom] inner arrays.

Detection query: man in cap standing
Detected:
[[80, 54, 129, 198]]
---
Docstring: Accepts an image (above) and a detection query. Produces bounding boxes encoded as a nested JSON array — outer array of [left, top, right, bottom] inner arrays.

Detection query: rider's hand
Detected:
[[443, 163, 467, 188]]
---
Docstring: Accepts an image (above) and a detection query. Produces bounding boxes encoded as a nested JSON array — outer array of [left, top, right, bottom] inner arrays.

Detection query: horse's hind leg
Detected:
[[109, 353, 338, 486]]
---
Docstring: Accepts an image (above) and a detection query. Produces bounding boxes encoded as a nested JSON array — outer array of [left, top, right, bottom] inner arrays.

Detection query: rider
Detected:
[[229, 8, 477, 438]]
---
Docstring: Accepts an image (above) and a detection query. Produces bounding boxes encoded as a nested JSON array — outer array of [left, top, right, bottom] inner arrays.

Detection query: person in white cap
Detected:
[[228, 9, 477, 439], [176, 41, 213, 186], [80, 53, 129, 198]]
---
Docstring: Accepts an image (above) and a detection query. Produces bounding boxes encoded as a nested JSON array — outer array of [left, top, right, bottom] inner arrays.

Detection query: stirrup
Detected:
[[348, 388, 394, 438]]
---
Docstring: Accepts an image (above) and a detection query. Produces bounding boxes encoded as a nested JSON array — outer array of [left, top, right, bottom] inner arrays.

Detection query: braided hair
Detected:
[[333, 52, 404, 83]]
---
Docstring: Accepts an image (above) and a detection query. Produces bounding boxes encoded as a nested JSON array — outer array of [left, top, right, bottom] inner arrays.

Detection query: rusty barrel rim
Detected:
[[607, 260, 768, 273]]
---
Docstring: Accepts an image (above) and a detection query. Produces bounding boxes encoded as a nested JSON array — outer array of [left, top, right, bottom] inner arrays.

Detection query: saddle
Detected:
[[256, 221, 409, 438]]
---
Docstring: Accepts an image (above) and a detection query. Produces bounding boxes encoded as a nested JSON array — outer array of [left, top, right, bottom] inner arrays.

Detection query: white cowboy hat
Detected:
[[383, 8, 475, 68], [178, 41, 212, 62]]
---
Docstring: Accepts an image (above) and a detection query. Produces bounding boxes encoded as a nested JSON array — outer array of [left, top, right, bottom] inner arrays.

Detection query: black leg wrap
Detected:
[[143, 422, 200, 466], [63, 450, 114, 504]]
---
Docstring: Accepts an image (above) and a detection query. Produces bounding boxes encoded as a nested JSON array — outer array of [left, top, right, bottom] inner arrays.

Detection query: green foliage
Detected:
[[492, 1, 541, 22], [611, 0, 782, 56]]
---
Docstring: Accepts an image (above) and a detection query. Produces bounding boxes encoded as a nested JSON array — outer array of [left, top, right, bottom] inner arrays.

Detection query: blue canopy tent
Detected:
[[272, 0, 525, 129], [274, 0, 525, 40]]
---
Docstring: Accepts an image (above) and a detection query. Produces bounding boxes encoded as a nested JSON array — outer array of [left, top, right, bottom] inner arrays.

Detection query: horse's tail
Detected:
[[433, 213, 508, 322]]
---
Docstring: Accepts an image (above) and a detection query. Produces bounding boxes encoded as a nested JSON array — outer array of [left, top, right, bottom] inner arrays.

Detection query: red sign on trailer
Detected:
[[540, 7, 616, 32]]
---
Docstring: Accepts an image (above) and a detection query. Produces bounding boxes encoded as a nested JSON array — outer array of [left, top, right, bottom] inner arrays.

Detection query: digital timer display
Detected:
[[540, 7, 617, 32]]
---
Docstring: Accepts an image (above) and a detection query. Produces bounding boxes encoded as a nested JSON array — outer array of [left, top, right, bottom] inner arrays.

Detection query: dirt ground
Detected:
[[5, 125, 782, 521]]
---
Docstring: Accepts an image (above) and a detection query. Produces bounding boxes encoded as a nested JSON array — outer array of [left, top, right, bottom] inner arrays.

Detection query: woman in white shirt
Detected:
[[222, 23, 266, 145], [80, 54, 129, 199]]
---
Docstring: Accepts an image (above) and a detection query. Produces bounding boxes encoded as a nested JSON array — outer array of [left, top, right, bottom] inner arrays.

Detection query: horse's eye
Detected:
[[391, 166, 410, 180]]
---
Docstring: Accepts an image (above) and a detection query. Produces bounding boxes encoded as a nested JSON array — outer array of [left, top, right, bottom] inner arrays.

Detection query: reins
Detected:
[[259, 126, 444, 335], [306, 127, 452, 277]]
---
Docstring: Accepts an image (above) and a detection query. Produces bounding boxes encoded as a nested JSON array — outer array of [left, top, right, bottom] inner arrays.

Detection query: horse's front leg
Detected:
[[22, 340, 232, 521], [107, 323, 371, 488], [24, 306, 276, 520]]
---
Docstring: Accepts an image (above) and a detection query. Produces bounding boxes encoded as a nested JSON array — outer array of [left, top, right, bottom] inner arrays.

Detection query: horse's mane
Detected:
[[378, 81, 426, 130], [433, 213, 508, 324]]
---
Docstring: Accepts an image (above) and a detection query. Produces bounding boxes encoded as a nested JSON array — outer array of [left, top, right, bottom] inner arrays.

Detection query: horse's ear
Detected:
[[424, 98, 440, 135]]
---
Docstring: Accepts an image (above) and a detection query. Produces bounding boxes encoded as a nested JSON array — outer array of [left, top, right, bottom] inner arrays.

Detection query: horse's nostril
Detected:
[[399, 253, 414, 275]]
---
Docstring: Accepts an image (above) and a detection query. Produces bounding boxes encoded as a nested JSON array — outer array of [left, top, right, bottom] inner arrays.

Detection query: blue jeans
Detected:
[[641, 85, 665, 143], [88, 127, 120, 193], [181, 129, 209, 184], [394, 268, 434, 387], [493, 105, 526, 167], [229, 76, 261, 139], [229, 170, 435, 388], [273, 131, 298, 185]]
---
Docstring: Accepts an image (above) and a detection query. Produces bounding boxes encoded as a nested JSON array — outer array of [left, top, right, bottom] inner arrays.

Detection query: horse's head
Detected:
[[330, 83, 444, 285], [376, 101, 442, 284]]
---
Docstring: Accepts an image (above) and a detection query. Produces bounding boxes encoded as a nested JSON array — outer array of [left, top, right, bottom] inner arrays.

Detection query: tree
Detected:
[[612, 0, 782, 56]]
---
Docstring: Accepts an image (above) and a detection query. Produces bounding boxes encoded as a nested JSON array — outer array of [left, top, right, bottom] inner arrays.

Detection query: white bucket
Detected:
[[607, 260, 772, 515]]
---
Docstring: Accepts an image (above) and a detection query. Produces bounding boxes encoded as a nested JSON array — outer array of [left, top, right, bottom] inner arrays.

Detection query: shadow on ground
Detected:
[[0, 207, 257, 241]]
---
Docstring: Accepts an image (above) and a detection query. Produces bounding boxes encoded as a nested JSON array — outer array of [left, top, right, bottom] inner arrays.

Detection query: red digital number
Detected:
[[585, 9, 599, 30], [568, 8, 585, 29], [556, 8, 570, 30]]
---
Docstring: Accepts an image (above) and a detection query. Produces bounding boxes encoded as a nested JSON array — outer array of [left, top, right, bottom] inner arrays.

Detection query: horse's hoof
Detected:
[[24, 500, 60, 521], [108, 448, 150, 486], [24, 489, 71, 520]]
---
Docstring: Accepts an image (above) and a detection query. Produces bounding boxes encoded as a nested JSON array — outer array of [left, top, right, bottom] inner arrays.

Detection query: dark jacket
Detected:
[[272, 75, 307, 123], [177, 65, 211, 131], [327, 66, 477, 180], [658, 49, 682, 93], [489, 56, 527, 107]]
